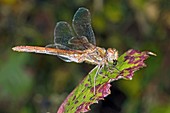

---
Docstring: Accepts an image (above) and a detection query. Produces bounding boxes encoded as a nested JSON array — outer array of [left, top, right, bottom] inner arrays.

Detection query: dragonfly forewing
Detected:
[[72, 7, 96, 45]]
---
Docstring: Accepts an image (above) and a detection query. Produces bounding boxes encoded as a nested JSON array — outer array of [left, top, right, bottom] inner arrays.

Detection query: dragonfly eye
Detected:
[[113, 59, 117, 66]]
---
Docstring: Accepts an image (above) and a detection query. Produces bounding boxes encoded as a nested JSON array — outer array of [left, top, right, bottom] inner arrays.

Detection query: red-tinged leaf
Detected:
[[57, 49, 156, 113]]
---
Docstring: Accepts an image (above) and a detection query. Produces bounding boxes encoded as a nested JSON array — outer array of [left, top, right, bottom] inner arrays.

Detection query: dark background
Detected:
[[0, 0, 170, 113]]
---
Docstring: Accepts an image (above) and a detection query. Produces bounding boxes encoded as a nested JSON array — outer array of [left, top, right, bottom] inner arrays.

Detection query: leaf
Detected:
[[57, 49, 156, 113]]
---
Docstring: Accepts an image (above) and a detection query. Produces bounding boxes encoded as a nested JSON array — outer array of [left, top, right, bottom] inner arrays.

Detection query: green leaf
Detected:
[[57, 49, 156, 113]]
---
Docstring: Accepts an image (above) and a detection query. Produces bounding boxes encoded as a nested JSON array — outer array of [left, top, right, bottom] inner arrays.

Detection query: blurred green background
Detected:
[[0, 0, 170, 113]]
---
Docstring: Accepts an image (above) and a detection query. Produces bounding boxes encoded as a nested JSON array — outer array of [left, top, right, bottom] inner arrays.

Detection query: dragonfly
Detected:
[[12, 7, 118, 94]]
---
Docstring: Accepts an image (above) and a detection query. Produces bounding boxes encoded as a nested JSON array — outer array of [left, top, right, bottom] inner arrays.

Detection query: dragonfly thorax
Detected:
[[106, 48, 118, 65]]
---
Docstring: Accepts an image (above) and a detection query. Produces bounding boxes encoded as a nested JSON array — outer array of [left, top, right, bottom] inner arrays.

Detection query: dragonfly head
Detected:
[[106, 48, 118, 66]]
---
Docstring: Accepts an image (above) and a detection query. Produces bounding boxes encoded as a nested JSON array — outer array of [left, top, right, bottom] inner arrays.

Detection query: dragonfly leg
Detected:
[[97, 64, 110, 78], [93, 64, 104, 95]]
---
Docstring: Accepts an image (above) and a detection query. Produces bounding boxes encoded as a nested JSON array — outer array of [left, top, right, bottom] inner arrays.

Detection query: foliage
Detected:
[[57, 49, 155, 113]]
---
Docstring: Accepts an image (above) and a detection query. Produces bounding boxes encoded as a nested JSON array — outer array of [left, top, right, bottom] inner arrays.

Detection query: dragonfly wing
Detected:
[[54, 21, 76, 50], [72, 7, 96, 45], [53, 21, 90, 50], [46, 43, 70, 50], [57, 56, 73, 62], [56, 54, 81, 63], [69, 36, 95, 49]]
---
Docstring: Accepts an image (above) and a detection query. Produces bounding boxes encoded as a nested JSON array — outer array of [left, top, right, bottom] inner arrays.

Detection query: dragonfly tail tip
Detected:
[[12, 46, 21, 52], [12, 47, 17, 51]]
